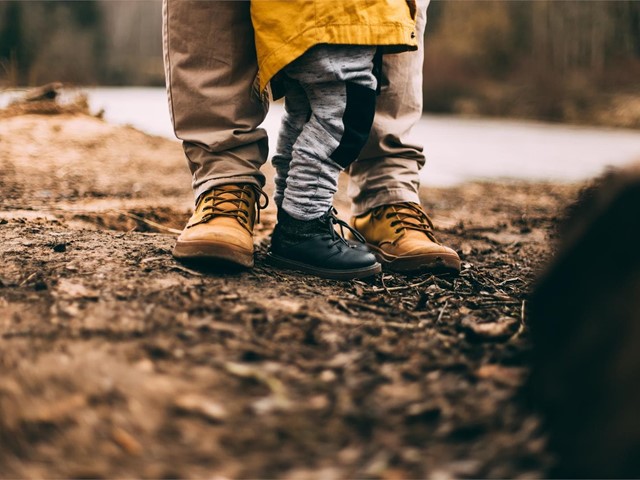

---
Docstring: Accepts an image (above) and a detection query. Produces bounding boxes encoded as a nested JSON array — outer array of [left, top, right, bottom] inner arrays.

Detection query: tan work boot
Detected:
[[351, 202, 461, 273], [173, 184, 267, 267]]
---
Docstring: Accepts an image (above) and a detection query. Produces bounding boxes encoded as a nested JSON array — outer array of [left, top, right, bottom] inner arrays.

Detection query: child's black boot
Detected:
[[268, 208, 381, 280]]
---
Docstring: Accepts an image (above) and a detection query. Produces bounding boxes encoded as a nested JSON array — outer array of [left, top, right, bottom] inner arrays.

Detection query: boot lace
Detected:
[[196, 185, 269, 232], [325, 208, 367, 249], [373, 202, 439, 243]]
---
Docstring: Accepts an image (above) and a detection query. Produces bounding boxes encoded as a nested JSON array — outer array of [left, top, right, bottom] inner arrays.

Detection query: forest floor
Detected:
[[0, 102, 583, 478]]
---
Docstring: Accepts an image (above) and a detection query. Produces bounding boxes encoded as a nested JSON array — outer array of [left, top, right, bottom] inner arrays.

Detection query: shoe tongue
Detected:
[[216, 184, 243, 195], [212, 185, 250, 210], [389, 204, 421, 227]]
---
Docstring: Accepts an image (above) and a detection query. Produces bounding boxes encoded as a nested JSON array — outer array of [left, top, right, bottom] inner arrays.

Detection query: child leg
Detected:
[[268, 44, 381, 280], [281, 45, 378, 220], [272, 79, 310, 209]]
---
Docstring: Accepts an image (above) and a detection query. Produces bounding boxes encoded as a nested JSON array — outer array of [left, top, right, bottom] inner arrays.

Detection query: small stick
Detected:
[[115, 210, 182, 235], [496, 277, 522, 286], [367, 276, 433, 293], [0, 204, 182, 235], [380, 274, 392, 295], [512, 300, 527, 339], [171, 264, 203, 277], [437, 300, 449, 323], [318, 313, 425, 331]]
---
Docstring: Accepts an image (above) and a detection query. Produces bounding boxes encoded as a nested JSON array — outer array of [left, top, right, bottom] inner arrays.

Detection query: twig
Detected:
[[496, 277, 522, 286], [140, 256, 166, 264], [18, 272, 37, 287], [380, 274, 392, 295], [512, 300, 527, 339], [335, 299, 355, 315], [115, 210, 182, 235], [0, 204, 182, 235], [318, 312, 426, 331], [437, 300, 449, 323], [171, 264, 203, 276], [367, 276, 433, 293], [341, 299, 389, 315], [469, 301, 521, 308]]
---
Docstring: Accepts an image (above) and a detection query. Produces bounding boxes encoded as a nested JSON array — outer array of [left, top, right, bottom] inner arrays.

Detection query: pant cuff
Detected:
[[351, 188, 421, 217], [193, 175, 264, 203]]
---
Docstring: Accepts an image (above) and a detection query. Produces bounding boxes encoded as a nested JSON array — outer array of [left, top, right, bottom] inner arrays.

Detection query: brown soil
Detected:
[[0, 103, 581, 478]]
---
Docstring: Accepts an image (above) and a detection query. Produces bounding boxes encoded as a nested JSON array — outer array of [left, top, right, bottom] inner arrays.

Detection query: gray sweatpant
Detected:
[[273, 45, 377, 220]]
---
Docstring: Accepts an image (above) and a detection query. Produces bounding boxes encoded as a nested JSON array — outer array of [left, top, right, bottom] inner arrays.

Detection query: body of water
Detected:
[[5, 87, 640, 186]]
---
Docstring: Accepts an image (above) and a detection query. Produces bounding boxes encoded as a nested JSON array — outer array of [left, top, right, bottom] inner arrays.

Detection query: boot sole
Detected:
[[173, 241, 254, 268], [370, 245, 461, 274], [267, 253, 381, 280]]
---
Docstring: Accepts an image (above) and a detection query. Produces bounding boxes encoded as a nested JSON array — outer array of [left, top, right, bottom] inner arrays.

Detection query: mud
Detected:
[[0, 106, 580, 478]]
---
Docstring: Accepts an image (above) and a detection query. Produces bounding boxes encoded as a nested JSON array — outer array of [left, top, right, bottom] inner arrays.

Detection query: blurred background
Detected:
[[1, 0, 639, 187], [1, 0, 639, 127]]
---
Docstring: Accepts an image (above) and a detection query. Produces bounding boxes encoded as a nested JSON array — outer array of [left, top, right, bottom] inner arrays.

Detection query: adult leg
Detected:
[[163, 0, 268, 199], [347, 0, 428, 214], [163, 0, 269, 266], [348, 0, 461, 274]]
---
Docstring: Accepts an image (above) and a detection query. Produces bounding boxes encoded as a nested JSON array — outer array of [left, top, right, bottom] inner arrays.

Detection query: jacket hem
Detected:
[[257, 23, 418, 92]]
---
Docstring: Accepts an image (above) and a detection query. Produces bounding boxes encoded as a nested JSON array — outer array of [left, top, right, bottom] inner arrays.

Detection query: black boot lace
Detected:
[[325, 208, 367, 249]]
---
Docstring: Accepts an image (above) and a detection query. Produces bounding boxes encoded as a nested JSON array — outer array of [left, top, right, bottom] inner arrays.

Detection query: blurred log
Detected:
[[23, 82, 63, 102], [1, 85, 93, 119], [529, 164, 640, 478]]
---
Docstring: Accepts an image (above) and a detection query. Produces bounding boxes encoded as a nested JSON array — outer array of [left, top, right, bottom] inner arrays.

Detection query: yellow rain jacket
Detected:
[[251, 0, 418, 93]]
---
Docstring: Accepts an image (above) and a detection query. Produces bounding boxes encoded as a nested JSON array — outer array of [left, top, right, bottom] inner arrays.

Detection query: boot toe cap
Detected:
[[326, 247, 378, 269], [179, 223, 252, 250], [399, 241, 458, 258]]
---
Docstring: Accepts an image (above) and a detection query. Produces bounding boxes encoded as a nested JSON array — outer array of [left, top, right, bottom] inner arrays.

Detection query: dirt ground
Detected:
[[0, 103, 582, 478]]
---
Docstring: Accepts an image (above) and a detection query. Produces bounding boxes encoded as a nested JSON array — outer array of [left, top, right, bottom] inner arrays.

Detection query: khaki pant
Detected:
[[163, 0, 428, 215]]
